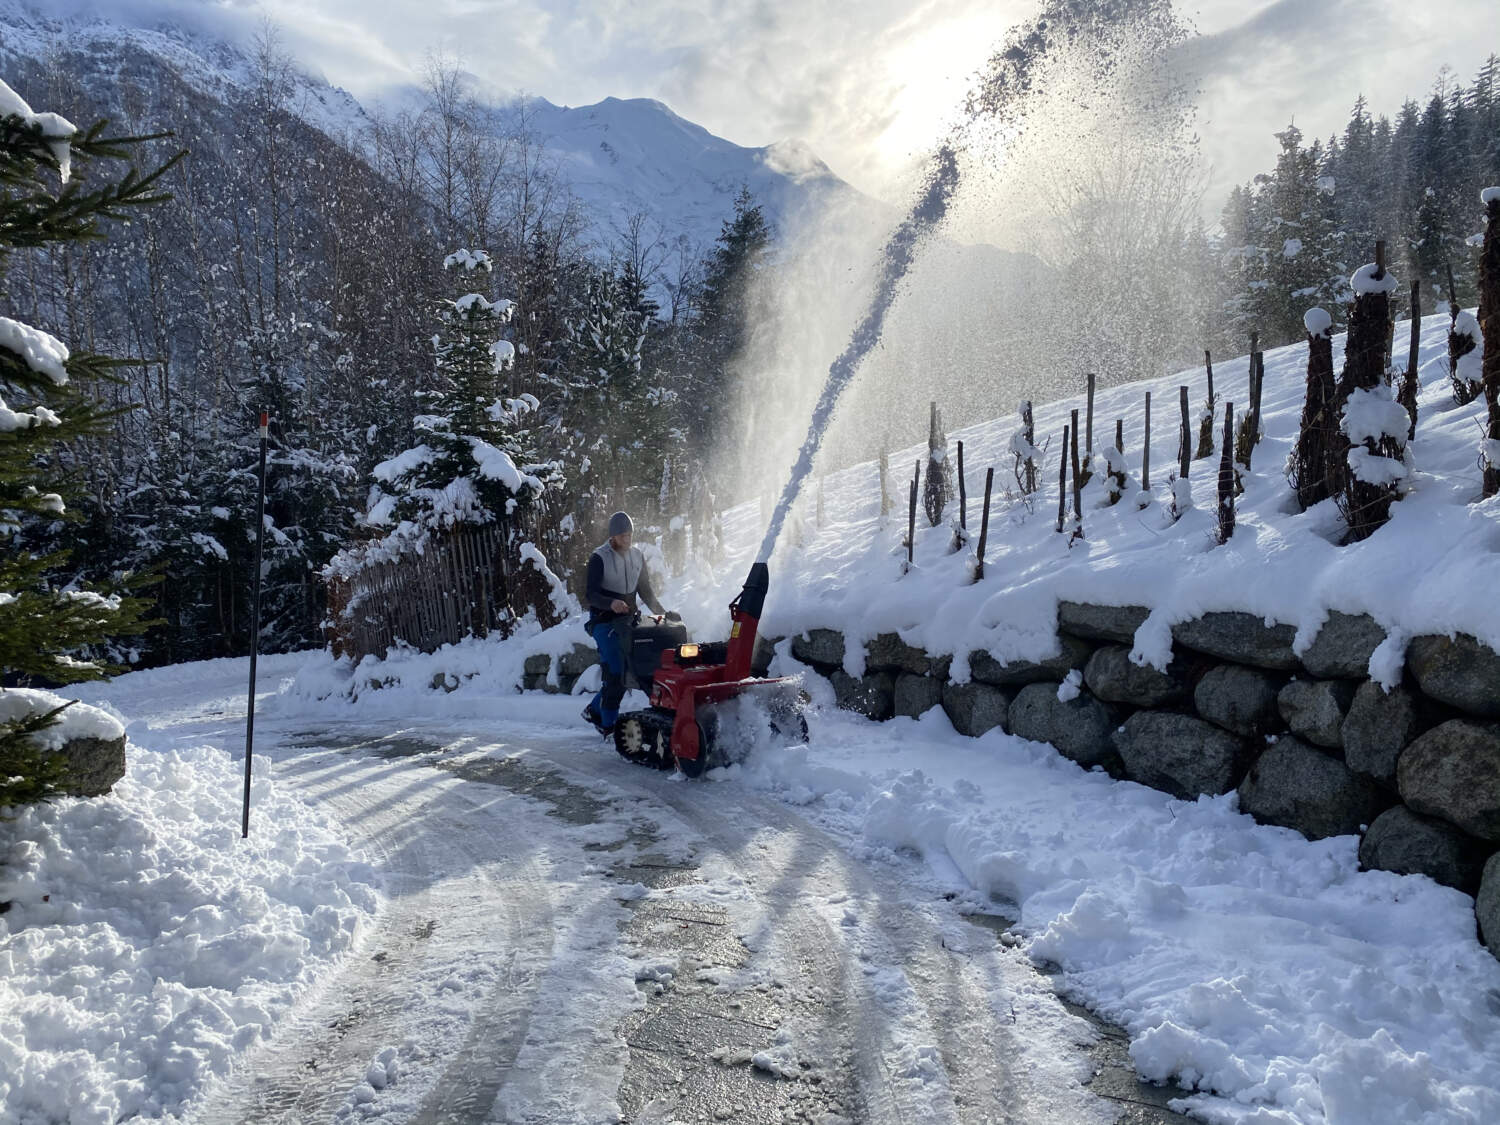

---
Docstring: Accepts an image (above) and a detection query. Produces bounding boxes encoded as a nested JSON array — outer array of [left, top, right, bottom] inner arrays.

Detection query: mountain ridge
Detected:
[[0, 0, 861, 256]]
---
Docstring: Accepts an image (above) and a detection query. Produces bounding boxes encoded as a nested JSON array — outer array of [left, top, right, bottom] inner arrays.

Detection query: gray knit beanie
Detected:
[[608, 511, 633, 537]]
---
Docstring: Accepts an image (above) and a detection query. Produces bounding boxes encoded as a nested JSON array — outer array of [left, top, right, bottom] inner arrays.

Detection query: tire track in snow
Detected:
[[189, 730, 556, 1125], [517, 742, 1120, 1125]]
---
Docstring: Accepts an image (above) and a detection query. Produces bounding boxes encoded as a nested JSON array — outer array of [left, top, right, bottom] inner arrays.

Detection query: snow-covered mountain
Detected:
[[0, 1, 371, 144], [0, 0, 861, 255], [505, 94, 860, 252]]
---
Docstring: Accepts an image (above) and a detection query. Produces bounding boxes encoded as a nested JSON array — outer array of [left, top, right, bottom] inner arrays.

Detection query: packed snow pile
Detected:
[[0, 687, 123, 749], [0, 670, 378, 1124], [729, 711, 1500, 1125]]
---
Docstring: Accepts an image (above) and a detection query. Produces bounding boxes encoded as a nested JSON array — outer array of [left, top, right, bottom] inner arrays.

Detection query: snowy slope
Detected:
[[660, 310, 1500, 684]]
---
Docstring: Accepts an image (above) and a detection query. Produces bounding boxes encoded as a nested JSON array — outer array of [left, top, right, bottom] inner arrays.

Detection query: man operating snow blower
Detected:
[[581, 511, 683, 735]]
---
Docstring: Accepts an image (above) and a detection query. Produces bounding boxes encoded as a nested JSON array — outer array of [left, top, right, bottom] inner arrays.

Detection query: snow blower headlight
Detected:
[[677, 643, 700, 660]]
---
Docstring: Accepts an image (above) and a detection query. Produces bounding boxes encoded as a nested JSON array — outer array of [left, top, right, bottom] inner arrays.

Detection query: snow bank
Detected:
[[0, 725, 377, 1122], [730, 710, 1500, 1125]]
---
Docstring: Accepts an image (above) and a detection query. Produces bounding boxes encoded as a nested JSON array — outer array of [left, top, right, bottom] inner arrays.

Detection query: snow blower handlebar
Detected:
[[725, 562, 769, 680]]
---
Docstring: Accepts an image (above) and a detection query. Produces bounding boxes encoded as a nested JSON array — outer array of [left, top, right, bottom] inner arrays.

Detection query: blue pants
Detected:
[[590, 622, 627, 727]]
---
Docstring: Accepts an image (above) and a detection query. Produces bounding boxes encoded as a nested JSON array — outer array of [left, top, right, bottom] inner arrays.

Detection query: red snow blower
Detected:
[[614, 562, 808, 777]]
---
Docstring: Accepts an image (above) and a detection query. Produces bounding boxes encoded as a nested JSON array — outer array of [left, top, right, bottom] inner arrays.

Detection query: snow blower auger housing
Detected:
[[614, 562, 807, 777]]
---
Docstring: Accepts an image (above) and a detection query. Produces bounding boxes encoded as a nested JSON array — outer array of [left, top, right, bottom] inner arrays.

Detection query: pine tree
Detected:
[[562, 264, 679, 523], [369, 249, 553, 537], [1, 80, 174, 802], [686, 186, 771, 460]]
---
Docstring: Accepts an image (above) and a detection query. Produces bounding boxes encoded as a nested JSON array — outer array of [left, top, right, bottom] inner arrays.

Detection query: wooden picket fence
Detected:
[[325, 523, 510, 661]]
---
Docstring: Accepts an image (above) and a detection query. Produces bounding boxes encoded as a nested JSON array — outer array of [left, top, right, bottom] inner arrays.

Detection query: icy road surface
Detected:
[[65, 657, 1169, 1125]]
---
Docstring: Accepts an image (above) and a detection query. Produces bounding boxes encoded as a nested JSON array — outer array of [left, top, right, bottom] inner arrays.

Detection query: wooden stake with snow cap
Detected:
[[1290, 306, 1339, 511], [1337, 242, 1405, 539], [1479, 186, 1500, 497]]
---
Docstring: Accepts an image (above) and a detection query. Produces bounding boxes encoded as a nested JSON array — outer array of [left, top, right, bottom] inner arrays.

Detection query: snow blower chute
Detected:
[[614, 562, 807, 776]]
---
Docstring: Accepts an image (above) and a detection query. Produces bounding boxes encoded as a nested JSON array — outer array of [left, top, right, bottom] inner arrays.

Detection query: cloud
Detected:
[[25, 0, 1500, 211], [1178, 0, 1496, 208]]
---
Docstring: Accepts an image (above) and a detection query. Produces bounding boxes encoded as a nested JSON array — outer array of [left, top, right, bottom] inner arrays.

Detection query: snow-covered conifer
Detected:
[[0, 80, 174, 802], [368, 249, 553, 537]]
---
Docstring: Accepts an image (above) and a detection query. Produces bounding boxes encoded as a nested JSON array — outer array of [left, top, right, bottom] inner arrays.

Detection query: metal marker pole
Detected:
[[243, 410, 268, 838]]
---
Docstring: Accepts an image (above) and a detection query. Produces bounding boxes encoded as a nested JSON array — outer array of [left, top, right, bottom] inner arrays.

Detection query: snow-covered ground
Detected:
[[6, 313, 1500, 1123], [0, 656, 379, 1125]]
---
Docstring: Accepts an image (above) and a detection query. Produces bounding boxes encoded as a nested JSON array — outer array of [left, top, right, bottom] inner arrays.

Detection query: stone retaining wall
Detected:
[[783, 605, 1500, 962]]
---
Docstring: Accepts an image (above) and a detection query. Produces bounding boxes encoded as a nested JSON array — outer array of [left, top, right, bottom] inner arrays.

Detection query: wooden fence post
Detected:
[[906, 460, 919, 568], [1069, 409, 1083, 538], [1251, 352, 1265, 459], [957, 439, 967, 529], [1178, 385, 1190, 482], [1056, 425, 1070, 533], [1142, 390, 1152, 492], [1085, 372, 1096, 462], [1217, 401, 1236, 544], [1196, 350, 1216, 459], [975, 467, 993, 582], [1021, 400, 1037, 493], [1401, 279, 1420, 439]]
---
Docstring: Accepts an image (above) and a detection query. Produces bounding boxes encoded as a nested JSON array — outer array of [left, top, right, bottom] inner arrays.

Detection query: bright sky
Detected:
[[68, 0, 1500, 209]]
